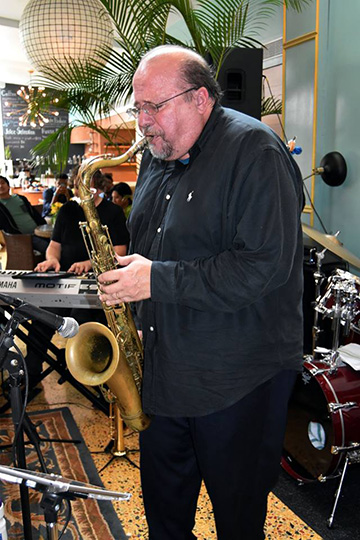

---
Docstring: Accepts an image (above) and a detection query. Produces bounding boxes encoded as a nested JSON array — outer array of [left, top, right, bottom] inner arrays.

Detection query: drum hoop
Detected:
[[303, 360, 345, 449], [321, 372, 346, 449]]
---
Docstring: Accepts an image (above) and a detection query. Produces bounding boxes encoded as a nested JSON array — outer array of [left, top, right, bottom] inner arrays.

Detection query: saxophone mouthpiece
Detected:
[[137, 136, 148, 150]]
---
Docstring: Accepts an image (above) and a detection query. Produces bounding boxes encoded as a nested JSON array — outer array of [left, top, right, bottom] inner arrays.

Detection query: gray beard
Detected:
[[148, 139, 173, 160]]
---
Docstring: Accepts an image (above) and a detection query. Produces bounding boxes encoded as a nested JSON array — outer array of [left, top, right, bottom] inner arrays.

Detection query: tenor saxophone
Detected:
[[65, 138, 151, 432]]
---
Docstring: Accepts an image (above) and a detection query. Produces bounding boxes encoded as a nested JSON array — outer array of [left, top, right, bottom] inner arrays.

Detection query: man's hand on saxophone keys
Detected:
[[98, 253, 152, 304]]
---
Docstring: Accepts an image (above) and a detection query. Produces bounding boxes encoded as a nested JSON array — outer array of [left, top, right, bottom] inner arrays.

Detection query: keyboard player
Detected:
[[25, 173, 129, 387]]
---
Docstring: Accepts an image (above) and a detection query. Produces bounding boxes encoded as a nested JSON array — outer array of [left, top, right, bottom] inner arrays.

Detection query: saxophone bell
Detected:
[[66, 322, 150, 432]]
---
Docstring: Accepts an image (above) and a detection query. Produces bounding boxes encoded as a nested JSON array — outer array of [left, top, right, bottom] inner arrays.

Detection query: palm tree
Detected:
[[31, 0, 312, 170]]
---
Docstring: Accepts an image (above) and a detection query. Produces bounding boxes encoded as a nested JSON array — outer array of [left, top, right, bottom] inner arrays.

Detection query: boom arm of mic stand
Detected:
[[0, 465, 131, 540]]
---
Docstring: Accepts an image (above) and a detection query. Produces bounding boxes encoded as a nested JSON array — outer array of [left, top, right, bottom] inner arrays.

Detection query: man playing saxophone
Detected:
[[98, 45, 304, 540]]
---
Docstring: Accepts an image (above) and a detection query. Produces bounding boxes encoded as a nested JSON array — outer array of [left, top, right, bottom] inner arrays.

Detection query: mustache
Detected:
[[142, 127, 164, 139]]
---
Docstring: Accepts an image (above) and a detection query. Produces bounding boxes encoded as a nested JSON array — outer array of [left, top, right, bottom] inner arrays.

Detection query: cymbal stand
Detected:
[[328, 283, 343, 367], [312, 247, 327, 354]]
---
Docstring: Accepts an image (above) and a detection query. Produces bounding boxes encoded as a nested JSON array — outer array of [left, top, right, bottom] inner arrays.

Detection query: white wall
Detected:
[[315, 0, 360, 265], [285, 0, 359, 272]]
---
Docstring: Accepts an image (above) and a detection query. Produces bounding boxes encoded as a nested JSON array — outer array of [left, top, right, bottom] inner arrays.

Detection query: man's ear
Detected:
[[194, 87, 210, 113]]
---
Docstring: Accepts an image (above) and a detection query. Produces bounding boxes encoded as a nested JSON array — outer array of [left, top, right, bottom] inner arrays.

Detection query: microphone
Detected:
[[0, 293, 79, 338]]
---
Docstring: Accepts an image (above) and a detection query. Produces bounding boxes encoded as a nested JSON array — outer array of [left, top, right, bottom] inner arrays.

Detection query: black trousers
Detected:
[[139, 369, 297, 540]]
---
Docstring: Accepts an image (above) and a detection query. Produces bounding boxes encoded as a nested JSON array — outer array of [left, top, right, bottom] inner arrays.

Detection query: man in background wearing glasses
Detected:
[[99, 44, 304, 540]]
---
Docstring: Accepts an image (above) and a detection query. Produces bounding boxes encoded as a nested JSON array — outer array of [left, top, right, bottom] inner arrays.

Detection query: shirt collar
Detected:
[[151, 104, 222, 168]]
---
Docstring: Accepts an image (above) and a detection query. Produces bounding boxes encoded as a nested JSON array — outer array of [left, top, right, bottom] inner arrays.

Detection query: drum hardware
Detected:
[[282, 356, 360, 527], [315, 270, 360, 356], [317, 473, 342, 483], [328, 401, 357, 413], [313, 347, 331, 354], [327, 454, 349, 528], [331, 442, 360, 454], [306, 361, 337, 377], [312, 269, 360, 371], [302, 223, 360, 270], [325, 444, 360, 529], [283, 262, 360, 527], [311, 248, 328, 353], [351, 319, 360, 335]]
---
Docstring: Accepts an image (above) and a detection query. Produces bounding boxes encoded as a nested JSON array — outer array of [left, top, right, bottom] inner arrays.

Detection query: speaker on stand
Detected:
[[217, 48, 263, 119]]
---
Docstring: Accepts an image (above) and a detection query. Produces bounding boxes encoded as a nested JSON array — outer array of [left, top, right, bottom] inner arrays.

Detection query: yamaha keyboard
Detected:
[[0, 270, 101, 309]]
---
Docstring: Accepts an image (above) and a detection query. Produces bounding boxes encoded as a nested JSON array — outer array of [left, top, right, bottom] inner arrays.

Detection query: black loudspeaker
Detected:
[[217, 48, 263, 119]]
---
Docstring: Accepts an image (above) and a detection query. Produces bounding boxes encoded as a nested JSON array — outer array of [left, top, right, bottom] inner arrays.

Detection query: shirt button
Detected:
[[166, 194, 171, 200], [157, 227, 161, 233], [149, 326, 155, 332]]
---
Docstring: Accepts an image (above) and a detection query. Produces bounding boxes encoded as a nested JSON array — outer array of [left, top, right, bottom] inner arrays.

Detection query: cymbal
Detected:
[[302, 223, 360, 269]]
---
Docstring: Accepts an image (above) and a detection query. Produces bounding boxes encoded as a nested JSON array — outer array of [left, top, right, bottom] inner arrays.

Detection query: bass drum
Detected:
[[282, 358, 360, 482]]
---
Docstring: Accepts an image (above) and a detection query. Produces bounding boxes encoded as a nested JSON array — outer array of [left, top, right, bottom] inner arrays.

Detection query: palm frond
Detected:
[[263, 0, 313, 12], [30, 124, 72, 173], [261, 96, 282, 116]]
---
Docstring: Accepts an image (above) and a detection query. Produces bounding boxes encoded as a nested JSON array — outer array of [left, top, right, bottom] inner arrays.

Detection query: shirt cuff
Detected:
[[151, 260, 178, 303]]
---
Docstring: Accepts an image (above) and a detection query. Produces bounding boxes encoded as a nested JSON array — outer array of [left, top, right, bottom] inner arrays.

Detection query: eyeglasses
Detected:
[[126, 87, 198, 119]]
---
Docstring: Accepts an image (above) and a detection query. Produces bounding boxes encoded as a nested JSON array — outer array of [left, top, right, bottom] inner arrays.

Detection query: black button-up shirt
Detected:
[[129, 104, 304, 417]]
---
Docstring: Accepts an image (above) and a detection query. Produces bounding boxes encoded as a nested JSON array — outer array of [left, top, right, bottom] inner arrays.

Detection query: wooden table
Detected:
[[34, 224, 53, 239], [12, 187, 45, 205]]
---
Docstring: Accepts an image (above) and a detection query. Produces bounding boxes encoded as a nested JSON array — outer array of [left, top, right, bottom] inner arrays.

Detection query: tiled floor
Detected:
[[11, 333, 322, 539]]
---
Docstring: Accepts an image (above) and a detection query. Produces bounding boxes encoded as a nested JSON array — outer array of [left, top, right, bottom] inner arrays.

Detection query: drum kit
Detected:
[[282, 223, 360, 527]]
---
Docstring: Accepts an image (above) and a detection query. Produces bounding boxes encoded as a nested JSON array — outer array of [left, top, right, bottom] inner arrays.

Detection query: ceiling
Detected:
[[0, 1, 33, 85]]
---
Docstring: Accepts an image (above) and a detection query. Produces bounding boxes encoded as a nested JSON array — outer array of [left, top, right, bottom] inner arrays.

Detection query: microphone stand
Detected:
[[0, 311, 35, 540], [0, 310, 80, 540], [0, 464, 130, 540]]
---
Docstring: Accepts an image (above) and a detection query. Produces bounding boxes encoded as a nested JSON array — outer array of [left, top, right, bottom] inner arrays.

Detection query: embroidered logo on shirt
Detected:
[[187, 191, 194, 202]]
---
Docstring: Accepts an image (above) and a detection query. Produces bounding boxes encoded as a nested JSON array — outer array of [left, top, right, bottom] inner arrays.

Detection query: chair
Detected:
[[1, 231, 44, 270], [0, 231, 6, 269], [32, 204, 43, 216]]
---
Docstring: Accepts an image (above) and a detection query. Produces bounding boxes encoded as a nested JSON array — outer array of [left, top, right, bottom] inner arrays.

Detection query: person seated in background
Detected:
[[111, 182, 133, 218], [18, 167, 35, 188], [42, 173, 73, 217], [24, 172, 130, 386], [67, 164, 80, 190], [102, 173, 114, 200], [0, 175, 48, 254], [37, 172, 129, 274]]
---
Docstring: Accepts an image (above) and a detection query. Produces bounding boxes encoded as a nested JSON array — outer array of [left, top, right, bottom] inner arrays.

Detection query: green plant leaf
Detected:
[[261, 95, 282, 116]]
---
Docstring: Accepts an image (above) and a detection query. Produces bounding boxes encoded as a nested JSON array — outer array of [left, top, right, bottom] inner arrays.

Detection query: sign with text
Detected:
[[1, 83, 68, 162]]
